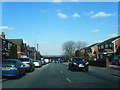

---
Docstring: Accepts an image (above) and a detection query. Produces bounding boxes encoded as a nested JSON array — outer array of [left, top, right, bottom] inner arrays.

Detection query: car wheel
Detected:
[[71, 67, 74, 71], [22, 70, 26, 76], [68, 67, 71, 70], [33, 68, 35, 71], [30, 68, 33, 72], [15, 72, 21, 79], [86, 68, 89, 71]]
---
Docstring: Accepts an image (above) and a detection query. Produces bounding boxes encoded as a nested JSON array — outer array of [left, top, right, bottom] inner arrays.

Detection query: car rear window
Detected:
[[2, 61, 16, 67], [33, 61, 39, 62], [19, 58, 30, 62], [72, 58, 84, 61]]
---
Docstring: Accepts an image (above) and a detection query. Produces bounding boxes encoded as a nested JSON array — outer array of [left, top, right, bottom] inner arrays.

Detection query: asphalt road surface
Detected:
[[2, 62, 120, 88]]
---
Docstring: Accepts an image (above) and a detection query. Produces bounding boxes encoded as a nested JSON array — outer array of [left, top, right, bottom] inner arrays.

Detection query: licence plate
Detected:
[[79, 64, 84, 67], [2, 68, 11, 70]]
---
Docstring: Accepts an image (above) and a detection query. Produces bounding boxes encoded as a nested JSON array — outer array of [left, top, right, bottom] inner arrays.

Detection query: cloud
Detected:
[[92, 29, 100, 32], [26, 41, 49, 45], [0, 26, 15, 30], [57, 13, 68, 19], [72, 13, 80, 18], [0, 26, 15, 32], [91, 12, 112, 18], [52, 0, 63, 2], [87, 11, 94, 15], [37, 42, 48, 45], [70, 0, 80, 2], [107, 34, 117, 37]]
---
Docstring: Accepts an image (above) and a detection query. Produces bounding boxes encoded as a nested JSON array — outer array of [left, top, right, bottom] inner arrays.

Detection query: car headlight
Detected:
[[85, 62, 89, 65], [73, 62, 77, 65]]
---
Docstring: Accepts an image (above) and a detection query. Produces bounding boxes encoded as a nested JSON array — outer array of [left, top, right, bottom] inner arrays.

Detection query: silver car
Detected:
[[18, 58, 35, 72], [33, 60, 42, 67]]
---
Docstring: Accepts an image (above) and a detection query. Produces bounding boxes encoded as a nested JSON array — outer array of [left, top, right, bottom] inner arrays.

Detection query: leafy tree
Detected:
[[8, 45, 18, 59]]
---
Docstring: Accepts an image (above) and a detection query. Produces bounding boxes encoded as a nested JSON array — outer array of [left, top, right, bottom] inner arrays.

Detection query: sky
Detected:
[[0, 1, 119, 55]]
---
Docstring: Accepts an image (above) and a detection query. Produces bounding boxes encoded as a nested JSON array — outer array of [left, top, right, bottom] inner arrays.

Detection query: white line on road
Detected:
[[60, 70, 63, 74], [66, 78, 72, 83]]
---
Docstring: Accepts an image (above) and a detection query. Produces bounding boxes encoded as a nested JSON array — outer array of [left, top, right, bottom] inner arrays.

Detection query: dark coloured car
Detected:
[[68, 57, 89, 71], [2, 59, 26, 79], [18, 58, 35, 72], [111, 55, 120, 65]]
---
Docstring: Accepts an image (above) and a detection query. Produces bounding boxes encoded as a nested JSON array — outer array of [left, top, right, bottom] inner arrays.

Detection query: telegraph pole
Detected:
[[36, 43, 39, 60]]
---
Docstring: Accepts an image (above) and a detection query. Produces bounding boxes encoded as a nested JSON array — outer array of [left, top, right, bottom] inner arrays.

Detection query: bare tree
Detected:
[[63, 41, 76, 57], [62, 40, 87, 59], [76, 41, 87, 50]]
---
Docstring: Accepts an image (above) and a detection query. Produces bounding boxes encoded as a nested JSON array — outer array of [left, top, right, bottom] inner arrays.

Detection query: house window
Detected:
[[109, 43, 112, 48], [101, 45, 104, 49], [105, 44, 108, 48], [98, 46, 101, 49], [8, 43, 11, 49]]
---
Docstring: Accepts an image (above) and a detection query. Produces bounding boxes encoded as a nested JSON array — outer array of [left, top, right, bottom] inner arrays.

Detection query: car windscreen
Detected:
[[72, 58, 84, 62], [2, 61, 16, 67], [18, 58, 30, 62]]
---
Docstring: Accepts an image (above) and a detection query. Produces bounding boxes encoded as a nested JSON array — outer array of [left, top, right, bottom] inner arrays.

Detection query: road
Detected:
[[2, 62, 120, 88]]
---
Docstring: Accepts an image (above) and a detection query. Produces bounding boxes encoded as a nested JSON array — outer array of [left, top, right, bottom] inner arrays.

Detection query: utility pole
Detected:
[[36, 43, 39, 60]]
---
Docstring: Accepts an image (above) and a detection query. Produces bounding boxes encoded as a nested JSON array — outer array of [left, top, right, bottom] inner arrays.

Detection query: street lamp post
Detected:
[[34, 32, 42, 60]]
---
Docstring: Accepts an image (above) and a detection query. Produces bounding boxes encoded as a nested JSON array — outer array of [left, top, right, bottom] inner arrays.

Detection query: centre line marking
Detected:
[[66, 78, 72, 83], [61, 70, 63, 73]]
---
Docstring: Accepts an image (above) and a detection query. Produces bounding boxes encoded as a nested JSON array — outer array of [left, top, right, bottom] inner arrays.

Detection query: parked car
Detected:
[[111, 55, 120, 65], [68, 57, 89, 71], [89, 57, 97, 61], [18, 58, 35, 72], [33, 60, 42, 67], [2, 59, 25, 79], [44, 59, 50, 64], [41, 60, 46, 65]]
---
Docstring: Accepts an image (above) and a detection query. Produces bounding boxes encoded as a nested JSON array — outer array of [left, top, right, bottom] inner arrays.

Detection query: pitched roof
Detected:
[[7, 39, 23, 46], [98, 36, 120, 45], [81, 43, 99, 50], [87, 43, 99, 48]]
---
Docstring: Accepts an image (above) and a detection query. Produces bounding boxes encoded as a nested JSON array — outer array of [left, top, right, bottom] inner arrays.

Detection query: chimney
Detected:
[[0, 32, 5, 39]]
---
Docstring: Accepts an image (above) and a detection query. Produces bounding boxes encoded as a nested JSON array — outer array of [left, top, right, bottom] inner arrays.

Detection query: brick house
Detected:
[[80, 43, 99, 57], [96, 36, 120, 61], [7, 39, 25, 58], [0, 32, 17, 60], [112, 38, 120, 55]]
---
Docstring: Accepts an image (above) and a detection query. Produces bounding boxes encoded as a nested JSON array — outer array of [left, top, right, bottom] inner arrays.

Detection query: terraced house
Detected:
[[79, 36, 120, 61], [0, 32, 17, 60], [96, 36, 120, 61], [7, 39, 25, 58]]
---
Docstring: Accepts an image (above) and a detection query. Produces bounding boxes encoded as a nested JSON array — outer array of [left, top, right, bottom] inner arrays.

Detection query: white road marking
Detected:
[[66, 78, 72, 83], [61, 70, 63, 74]]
